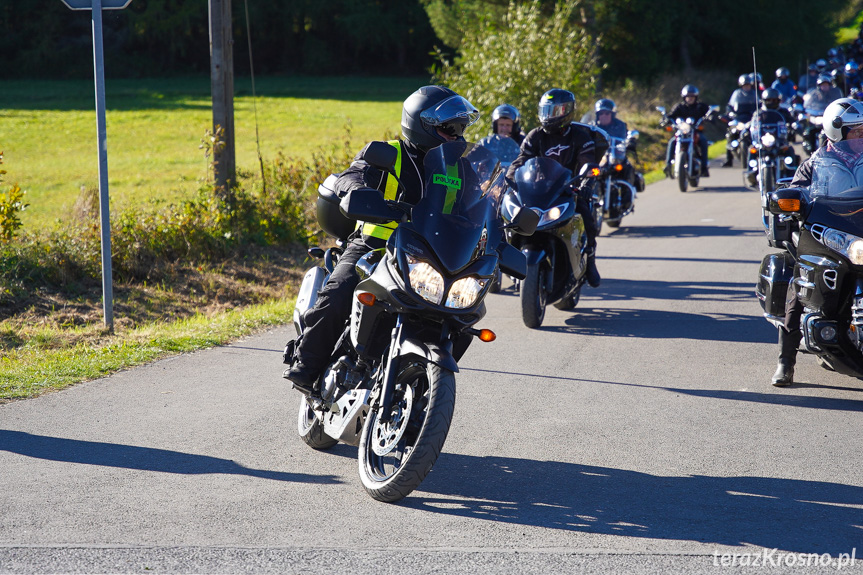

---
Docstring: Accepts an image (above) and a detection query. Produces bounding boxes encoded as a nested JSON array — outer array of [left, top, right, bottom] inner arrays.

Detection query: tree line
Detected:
[[0, 0, 854, 83]]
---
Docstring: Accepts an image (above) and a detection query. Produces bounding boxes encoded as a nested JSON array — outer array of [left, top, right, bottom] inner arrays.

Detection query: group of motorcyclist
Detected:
[[285, 45, 863, 396]]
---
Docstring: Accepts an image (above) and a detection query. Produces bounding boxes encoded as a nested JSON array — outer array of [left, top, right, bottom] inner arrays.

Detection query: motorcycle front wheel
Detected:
[[358, 362, 456, 503], [520, 262, 547, 328], [676, 151, 688, 192]]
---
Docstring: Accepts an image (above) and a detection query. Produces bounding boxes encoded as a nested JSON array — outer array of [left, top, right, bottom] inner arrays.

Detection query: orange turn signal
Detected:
[[478, 329, 496, 342], [357, 292, 376, 306], [590, 167, 601, 177], [614, 164, 624, 172], [749, 147, 758, 155], [777, 198, 800, 212]]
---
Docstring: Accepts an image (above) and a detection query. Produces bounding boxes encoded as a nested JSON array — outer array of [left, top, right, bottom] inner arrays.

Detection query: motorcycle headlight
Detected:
[[812, 116, 823, 126], [678, 122, 692, 135], [538, 203, 569, 226], [406, 254, 444, 305], [446, 276, 487, 309], [761, 133, 776, 148], [821, 228, 863, 265]]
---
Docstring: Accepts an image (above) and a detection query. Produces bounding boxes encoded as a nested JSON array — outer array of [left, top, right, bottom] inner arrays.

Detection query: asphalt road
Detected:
[[2, 159, 862, 575]]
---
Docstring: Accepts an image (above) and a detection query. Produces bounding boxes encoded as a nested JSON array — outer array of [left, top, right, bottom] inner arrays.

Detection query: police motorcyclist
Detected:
[[284, 85, 480, 394], [771, 98, 863, 386], [723, 75, 758, 167], [771, 67, 797, 103], [665, 84, 713, 176], [507, 88, 608, 288], [477, 104, 525, 167]]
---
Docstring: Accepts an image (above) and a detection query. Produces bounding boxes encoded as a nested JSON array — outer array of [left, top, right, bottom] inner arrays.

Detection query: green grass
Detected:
[[0, 298, 293, 402], [0, 76, 426, 228]]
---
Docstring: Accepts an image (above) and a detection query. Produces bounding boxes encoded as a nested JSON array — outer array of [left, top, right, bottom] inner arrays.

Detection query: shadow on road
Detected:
[[409, 453, 862, 555], [461, 367, 863, 413], [0, 430, 341, 484], [601, 224, 761, 239], [585, 278, 756, 303], [529, 307, 774, 344]]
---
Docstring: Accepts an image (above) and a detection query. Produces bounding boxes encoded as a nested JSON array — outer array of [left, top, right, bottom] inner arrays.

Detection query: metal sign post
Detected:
[[60, 0, 132, 330]]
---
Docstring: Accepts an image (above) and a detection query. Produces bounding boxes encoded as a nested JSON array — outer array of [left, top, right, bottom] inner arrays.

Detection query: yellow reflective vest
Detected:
[[358, 140, 402, 241]]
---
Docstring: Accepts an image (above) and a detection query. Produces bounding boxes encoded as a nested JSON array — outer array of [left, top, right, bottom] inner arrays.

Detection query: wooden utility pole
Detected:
[[208, 0, 236, 189]]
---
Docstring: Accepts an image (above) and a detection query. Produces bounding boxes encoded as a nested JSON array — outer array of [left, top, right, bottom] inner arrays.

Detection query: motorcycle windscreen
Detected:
[[477, 134, 521, 167], [511, 157, 573, 209], [411, 141, 503, 274], [808, 141, 863, 201]]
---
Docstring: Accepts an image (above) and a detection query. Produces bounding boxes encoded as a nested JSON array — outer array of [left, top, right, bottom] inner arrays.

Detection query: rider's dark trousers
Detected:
[[295, 236, 371, 373]]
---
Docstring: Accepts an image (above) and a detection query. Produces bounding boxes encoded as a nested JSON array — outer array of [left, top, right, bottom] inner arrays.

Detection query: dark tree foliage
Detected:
[[0, 0, 436, 78], [593, 0, 850, 84]]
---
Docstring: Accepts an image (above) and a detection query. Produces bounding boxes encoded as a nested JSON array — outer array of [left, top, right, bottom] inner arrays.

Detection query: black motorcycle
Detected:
[[284, 140, 536, 502], [757, 140, 863, 378], [723, 107, 755, 165], [500, 157, 598, 328], [596, 131, 643, 230], [796, 99, 829, 156], [743, 117, 798, 193]]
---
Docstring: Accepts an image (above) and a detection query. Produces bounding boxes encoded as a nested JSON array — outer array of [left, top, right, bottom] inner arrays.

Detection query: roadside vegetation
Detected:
[[2, 0, 857, 401]]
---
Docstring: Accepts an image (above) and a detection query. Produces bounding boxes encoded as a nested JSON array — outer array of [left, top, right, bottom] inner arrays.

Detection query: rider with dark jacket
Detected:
[[664, 84, 713, 176], [507, 89, 608, 288], [771, 98, 863, 386], [285, 85, 480, 395]]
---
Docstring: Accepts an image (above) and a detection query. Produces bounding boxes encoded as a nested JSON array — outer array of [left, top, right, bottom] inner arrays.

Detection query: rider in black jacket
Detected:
[[507, 89, 608, 287], [284, 85, 480, 395], [664, 84, 713, 177]]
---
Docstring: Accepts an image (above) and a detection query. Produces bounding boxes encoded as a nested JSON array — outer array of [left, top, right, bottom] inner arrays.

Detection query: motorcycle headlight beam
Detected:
[[760, 133, 776, 147]]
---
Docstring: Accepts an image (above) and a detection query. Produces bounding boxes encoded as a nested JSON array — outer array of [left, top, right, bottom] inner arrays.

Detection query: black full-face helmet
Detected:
[[761, 88, 781, 110], [491, 104, 521, 135], [538, 89, 576, 134], [401, 85, 480, 152]]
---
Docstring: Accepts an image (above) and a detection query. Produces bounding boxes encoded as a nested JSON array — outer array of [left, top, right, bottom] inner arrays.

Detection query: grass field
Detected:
[[0, 76, 427, 228]]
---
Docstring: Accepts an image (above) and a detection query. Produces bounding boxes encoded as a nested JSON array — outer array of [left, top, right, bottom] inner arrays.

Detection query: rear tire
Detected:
[[297, 397, 338, 450], [520, 262, 547, 328], [358, 363, 456, 503]]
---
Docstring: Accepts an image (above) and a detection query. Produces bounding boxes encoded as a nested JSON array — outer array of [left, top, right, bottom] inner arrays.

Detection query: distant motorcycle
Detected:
[[743, 117, 798, 193], [795, 98, 829, 156], [500, 157, 599, 328], [596, 131, 642, 229], [658, 105, 719, 192]]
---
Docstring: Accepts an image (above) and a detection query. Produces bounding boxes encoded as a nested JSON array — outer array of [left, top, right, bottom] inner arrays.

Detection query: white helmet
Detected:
[[823, 98, 863, 142]]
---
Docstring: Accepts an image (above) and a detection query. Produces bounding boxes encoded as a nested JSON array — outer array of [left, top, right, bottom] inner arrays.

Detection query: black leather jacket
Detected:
[[507, 122, 609, 182]]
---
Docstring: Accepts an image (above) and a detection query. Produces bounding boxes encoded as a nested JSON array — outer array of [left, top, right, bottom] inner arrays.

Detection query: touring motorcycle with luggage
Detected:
[[499, 157, 599, 328], [284, 140, 536, 502], [757, 140, 863, 378]]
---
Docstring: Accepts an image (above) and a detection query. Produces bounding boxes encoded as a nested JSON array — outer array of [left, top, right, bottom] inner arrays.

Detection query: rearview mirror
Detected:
[[361, 141, 398, 173], [506, 205, 539, 236]]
